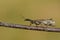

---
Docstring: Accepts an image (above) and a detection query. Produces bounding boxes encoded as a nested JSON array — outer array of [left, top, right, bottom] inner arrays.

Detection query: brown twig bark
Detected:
[[0, 22, 60, 32]]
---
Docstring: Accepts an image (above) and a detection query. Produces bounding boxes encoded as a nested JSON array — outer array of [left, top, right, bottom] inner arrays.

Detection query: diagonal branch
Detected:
[[0, 22, 60, 32]]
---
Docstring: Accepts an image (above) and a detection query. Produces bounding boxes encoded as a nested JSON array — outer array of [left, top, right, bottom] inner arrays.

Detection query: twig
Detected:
[[0, 22, 60, 32]]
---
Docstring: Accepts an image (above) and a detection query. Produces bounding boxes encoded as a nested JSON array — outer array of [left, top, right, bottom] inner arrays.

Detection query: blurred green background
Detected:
[[0, 0, 60, 40]]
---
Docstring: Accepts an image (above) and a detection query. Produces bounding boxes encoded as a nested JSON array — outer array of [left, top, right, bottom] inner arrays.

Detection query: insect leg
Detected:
[[29, 23, 32, 27], [35, 24, 38, 27], [42, 24, 48, 31]]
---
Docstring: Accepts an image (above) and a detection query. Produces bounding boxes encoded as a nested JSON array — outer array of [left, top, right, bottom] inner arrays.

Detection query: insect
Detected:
[[24, 18, 55, 27], [24, 18, 41, 27]]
